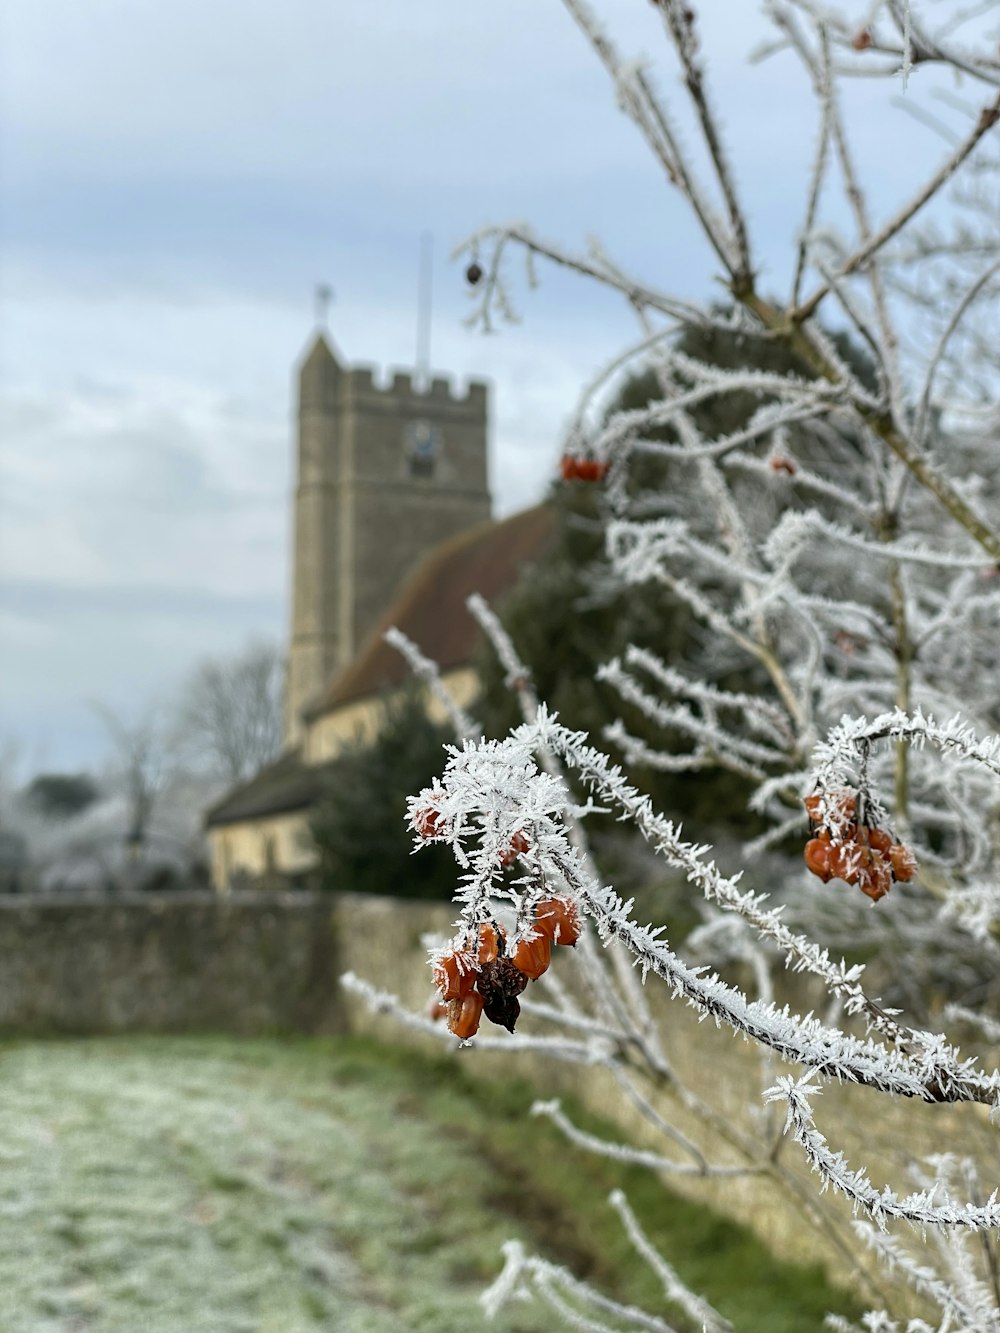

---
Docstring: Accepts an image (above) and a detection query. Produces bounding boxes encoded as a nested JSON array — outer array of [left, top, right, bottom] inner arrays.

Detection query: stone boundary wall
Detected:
[[0, 892, 342, 1035]]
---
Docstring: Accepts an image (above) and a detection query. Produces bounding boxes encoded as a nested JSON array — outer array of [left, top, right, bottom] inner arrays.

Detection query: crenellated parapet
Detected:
[[339, 365, 489, 416]]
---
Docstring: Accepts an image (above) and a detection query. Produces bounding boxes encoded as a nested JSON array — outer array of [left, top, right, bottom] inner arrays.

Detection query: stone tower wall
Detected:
[[342, 369, 490, 665], [284, 335, 490, 744], [285, 337, 345, 743]]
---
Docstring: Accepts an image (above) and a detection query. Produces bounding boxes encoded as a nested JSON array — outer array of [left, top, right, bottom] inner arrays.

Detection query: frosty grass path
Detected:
[[0, 1035, 560, 1333], [0, 1035, 851, 1332]]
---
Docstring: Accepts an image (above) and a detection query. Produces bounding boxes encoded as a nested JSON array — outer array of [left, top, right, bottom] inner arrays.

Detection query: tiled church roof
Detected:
[[203, 749, 327, 828], [306, 502, 555, 718]]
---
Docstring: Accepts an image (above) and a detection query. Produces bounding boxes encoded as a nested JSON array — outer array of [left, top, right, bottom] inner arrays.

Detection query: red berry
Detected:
[[534, 897, 581, 947], [413, 793, 446, 839], [804, 838, 833, 882], [867, 828, 893, 855], [447, 991, 485, 1040], [559, 455, 607, 483], [889, 843, 916, 883], [500, 831, 530, 866], [858, 857, 891, 902], [477, 923, 502, 965], [512, 932, 552, 981], [851, 28, 873, 50], [827, 842, 859, 884], [432, 946, 476, 1002]]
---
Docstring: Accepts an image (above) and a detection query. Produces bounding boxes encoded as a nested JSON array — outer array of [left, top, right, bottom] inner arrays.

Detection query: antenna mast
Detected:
[[416, 232, 433, 386]]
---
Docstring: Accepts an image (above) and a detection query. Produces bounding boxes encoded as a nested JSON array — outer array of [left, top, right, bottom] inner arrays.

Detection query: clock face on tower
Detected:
[[405, 420, 440, 478]]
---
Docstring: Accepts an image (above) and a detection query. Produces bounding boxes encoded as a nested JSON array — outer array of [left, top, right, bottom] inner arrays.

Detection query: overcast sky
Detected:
[[0, 0, 976, 776]]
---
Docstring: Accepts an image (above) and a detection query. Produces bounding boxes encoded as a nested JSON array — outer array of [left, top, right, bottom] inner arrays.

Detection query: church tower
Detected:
[[284, 330, 491, 743]]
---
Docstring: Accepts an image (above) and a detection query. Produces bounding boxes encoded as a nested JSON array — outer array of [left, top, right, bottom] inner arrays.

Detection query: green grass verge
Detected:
[[0, 1034, 860, 1331]]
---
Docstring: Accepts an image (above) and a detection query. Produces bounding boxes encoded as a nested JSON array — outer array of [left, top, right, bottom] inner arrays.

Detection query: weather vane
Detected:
[[315, 284, 333, 328]]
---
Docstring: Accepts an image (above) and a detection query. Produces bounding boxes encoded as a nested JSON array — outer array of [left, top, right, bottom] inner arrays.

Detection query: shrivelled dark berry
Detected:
[[477, 956, 528, 1033], [465, 262, 484, 287]]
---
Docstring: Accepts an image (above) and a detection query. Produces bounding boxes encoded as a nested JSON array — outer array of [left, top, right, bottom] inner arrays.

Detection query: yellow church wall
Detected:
[[209, 667, 480, 892], [304, 667, 479, 765], [209, 809, 316, 894]]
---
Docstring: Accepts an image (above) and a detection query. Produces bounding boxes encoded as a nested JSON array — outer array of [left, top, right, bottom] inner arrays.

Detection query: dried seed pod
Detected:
[[465, 261, 484, 286]]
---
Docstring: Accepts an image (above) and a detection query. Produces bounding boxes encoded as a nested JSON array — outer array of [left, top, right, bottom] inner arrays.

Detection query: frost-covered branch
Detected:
[[383, 626, 479, 741]]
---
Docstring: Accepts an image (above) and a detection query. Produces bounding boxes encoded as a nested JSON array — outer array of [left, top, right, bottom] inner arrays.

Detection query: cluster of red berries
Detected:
[[430, 897, 582, 1040], [803, 790, 916, 902], [413, 796, 532, 870], [560, 455, 609, 483]]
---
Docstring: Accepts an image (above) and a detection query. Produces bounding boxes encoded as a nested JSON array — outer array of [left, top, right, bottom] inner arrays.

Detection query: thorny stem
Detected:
[[981, 1222, 1000, 1315], [872, 509, 914, 822]]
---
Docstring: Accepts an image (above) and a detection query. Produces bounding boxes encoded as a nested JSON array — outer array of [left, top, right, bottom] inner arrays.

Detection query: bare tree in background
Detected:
[[93, 703, 176, 871], [175, 640, 283, 786]]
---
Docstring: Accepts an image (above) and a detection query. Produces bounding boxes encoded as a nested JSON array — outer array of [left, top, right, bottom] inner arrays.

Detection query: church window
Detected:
[[405, 420, 440, 478]]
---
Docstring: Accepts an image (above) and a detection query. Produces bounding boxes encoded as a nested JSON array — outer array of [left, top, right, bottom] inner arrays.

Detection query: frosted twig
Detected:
[[482, 1239, 682, 1332], [609, 1189, 734, 1333], [797, 91, 1000, 319], [383, 626, 479, 741], [768, 1073, 1000, 1228], [531, 1098, 757, 1178]]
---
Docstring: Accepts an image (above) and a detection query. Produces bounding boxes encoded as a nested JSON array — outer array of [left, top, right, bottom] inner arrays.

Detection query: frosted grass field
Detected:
[[0, 1037, 553, 1332], [0, 1036, 854, 1332]]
